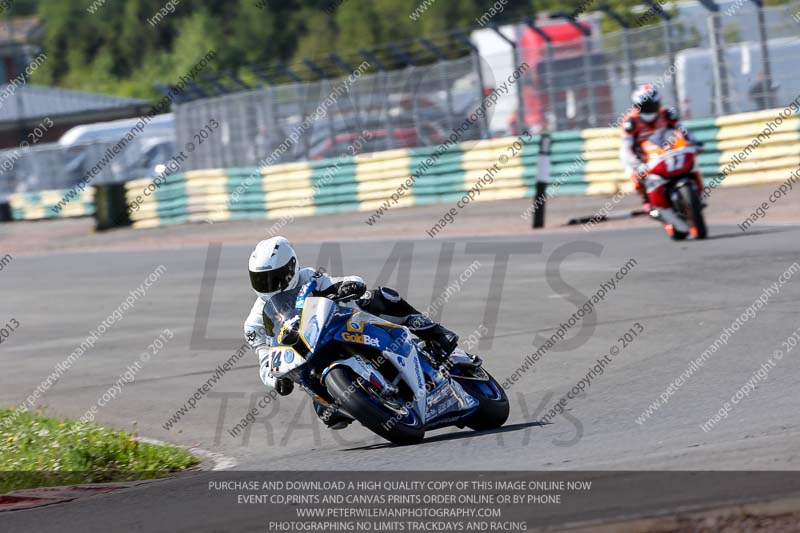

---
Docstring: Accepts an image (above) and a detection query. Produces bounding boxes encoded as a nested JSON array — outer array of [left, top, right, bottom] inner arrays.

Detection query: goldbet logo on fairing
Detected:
[[341, 332, 380, 347]]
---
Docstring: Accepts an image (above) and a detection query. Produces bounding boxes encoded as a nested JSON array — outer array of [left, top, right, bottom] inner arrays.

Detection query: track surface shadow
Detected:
[[340, 421, 546, 451], [704, 227, 794, 240]]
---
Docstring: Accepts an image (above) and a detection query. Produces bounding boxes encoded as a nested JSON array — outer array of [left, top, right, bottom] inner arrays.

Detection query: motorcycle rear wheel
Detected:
[[325, 366, 425, 446]]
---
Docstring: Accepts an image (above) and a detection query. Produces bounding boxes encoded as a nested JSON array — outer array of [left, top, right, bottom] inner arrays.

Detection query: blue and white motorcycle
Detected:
[[262, 282, 509, 445]]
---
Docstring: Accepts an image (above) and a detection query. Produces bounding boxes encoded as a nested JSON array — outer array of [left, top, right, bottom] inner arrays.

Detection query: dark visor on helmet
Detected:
[[249, 257, 296, 293], [638, 98, 660, 114]]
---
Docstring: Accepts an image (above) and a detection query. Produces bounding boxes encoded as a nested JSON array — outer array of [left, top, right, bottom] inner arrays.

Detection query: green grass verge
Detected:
[[0, 408, 199, 493]]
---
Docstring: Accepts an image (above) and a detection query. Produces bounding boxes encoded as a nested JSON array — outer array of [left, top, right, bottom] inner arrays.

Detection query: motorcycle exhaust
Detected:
[[650, 207, 690, 233]]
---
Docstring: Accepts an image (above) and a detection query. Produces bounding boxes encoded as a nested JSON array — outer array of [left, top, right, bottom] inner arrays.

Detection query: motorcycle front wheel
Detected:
[[453, 368, 510, 431], [325, 366, 425, 446], [676, 182, 707, 239]]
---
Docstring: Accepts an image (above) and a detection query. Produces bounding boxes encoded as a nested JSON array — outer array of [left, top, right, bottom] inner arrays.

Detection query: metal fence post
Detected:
[[305, 58, 337, 152], [663, 19, 679, 108], [250, 68, 281, 166], [541, 40, 557, 130], [360, 49, 393, 148], [490, 25, 526, 133], [599, 4, 636, 93], [552, 12, 596, 127], [525, 19, 558, 131], [452, 32, 489, 137], [699, 1, 732, 115], [391, 44, 425, 152], [621, 28, 636, 94], [329, 53, 363, 135], [581, 33, 597, 127], [750, 0, 776, 110], [643, 1, 679, 106], [420, 38, 456, 134]]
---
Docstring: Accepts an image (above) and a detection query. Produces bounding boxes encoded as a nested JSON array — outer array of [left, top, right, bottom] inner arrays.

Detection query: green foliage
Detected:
[[5, 0, 792, 100], [0, 407, 199, 492]]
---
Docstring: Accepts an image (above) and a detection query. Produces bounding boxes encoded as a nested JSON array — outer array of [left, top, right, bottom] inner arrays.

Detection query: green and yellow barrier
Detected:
[[112, 106, 800, 229], [712, 108, 800, 188], [8, 188, 95, 221]]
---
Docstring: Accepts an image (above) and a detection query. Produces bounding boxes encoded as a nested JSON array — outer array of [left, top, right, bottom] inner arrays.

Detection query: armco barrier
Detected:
[[7, 188, 95, 221], [711, 108, 800, 189], [120, 132, 595, 230], [7, 107, 792, 229], [121, 107, 799, 229]]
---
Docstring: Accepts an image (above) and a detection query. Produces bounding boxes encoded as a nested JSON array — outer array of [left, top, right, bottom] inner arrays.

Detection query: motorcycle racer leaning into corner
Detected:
[[620, 84, 705, 214], [243, 236, 471, 430]]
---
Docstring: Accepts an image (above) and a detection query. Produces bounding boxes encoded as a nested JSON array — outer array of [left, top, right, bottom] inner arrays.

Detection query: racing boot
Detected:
[[419, 322, 459, 358], [404, 314, 460, 365], [635, 176, 651, 213]]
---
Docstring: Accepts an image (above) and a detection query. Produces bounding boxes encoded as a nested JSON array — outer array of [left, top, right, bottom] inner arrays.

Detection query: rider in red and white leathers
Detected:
[[620, 84, 704, 212]]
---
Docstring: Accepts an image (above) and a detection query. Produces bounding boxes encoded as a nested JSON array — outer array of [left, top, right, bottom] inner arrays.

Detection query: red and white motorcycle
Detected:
[[640, 130, 708, 240]]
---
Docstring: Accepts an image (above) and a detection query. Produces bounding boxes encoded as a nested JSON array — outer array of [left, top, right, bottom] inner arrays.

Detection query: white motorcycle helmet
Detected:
[[248, 236, 299, 300]]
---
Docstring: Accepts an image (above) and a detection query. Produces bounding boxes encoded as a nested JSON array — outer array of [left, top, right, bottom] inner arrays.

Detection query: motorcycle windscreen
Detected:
[[299, 296, 337, 351], [262, 285, 304, 336]]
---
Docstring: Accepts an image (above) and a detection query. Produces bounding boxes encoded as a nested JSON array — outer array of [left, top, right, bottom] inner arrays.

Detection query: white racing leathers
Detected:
[[243, 268, 363, 390]]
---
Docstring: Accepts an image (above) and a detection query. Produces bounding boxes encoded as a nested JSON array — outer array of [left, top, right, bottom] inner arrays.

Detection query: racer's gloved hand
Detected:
[[634, 163, 649, 181], [275, 377, 294, 396], [665, 107, 680, 122], [336, 279, 366, 302]]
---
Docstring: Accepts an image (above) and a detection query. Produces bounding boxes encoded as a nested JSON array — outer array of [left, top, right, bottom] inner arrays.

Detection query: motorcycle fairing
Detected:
[[416, 355, 479, 424], [292, 293, 479, 426], [645, 146, 696, 174], [266, 345, 306, 379], [338, 312, 413, 359], [323, 355, 391, 392]]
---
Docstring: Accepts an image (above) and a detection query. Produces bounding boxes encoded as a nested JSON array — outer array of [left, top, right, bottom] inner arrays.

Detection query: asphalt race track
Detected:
[[2, 213, 800, 530]]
